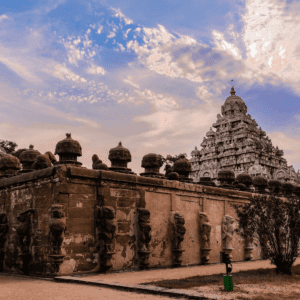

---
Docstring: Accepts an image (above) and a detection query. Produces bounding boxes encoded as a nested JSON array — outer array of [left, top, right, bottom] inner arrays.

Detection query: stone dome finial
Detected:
[[108, 142, 135, 174], [230, 86, 236, 96], [54, 133, 82, 166], [19, 145, 41, 173], [140, 153, 164, 178], [0, 154, 21, 178]]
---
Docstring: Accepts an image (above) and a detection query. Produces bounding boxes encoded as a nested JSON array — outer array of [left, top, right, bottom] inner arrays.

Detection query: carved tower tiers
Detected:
[[189, 86, 298, 184]]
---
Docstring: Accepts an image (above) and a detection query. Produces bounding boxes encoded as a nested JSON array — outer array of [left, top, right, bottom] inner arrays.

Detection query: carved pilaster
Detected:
[[171, 212, 186, 267], [48, 204, 66, 274], [244, 235, 254, 261], [0, 213, 8, 272], [95, 206, 116, 273], [199, 212, 211, 264], [16, 209, 35, 274], [222, 215, 235, 259], [137, 208, 151, 270]]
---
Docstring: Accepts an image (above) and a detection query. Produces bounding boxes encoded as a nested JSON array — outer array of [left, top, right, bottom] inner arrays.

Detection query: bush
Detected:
[[231, 192, 300, 275]]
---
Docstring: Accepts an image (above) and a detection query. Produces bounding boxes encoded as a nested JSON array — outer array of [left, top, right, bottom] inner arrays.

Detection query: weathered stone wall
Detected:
[[0, 166, 263, 277], [98, 170, 262, 272], [0, 167, 57, 274]]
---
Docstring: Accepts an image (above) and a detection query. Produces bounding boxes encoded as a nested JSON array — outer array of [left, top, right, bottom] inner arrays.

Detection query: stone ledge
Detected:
[[203, 185, 253, 199], [68, 167, 99, 179], [0, 167, 56, 189]]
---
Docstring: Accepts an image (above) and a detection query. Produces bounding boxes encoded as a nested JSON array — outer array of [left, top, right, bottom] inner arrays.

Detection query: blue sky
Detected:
[[0, 0, 300, 173]]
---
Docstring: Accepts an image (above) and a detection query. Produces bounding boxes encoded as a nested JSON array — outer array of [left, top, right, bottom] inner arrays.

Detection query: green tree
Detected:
[[161, 153, 187, 171], [231, 192, 300, 275], [0, 140, 18, 154]]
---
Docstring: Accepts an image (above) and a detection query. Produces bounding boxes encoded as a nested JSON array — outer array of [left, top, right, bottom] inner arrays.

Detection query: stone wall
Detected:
[[0, 165, 263, 277]]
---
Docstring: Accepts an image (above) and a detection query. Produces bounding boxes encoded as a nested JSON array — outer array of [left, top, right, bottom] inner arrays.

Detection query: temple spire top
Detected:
[[230, 86, 236, 96]]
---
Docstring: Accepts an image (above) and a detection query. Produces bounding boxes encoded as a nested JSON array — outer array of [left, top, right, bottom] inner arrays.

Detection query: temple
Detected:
[[190, 86, 299, 184]]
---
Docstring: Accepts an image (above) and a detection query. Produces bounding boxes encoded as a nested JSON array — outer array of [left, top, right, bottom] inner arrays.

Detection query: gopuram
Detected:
[[190, 86, 299, 184]]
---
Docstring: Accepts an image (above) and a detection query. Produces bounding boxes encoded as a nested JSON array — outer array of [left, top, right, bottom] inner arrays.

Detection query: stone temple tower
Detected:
[[189, 86, 297, 184]]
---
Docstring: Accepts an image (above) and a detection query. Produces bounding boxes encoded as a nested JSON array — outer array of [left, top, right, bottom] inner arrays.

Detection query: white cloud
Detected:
[[86, 65, 106, 75], [123, 77, 140, 89], [0, 14, 11, 22], [111, 7, 133, 25], [53, 64, 87, 82]]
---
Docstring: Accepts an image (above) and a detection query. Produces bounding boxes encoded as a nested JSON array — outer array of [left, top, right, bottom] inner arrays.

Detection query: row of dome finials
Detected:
[[0, 133, 299, 196]]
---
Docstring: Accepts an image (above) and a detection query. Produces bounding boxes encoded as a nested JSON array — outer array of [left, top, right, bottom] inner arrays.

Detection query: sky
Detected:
[[0, 0, 300, 174]]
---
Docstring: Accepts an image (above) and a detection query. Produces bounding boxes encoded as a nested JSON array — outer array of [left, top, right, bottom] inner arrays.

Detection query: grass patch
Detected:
[[142, 264, 300, 290]]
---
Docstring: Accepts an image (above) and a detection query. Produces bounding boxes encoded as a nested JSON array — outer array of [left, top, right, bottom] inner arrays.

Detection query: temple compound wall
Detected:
[[0, 165, 263, 276]]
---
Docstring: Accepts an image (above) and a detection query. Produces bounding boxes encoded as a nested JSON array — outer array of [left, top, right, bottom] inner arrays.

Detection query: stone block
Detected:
[[117, 221, 131, 234], [68, 208, 94, 219], [103, 196, 117, 207], [67, 218, 94, 234], [65, 243, 89, 254], [136, 176, 164, 186], [68, 167, 99, 179], [117, 197, 136, 208], [115, 235, 136, 245], [69, 199, 97, 209], [35, 183, 52, 197], [97, 185, 110, 197], [54, 194, 68, 204], [56, 183, 96, 194], [34, 195, 53, 209], [110, 188, 133, 198], [99, 170, 137, 183], [68, 193, 96, 202]]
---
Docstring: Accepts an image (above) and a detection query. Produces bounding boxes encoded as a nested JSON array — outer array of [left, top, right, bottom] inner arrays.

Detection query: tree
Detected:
[[0, 140, 18, 154], [161, 153, 187, 171], [231, 192, 300, 275]]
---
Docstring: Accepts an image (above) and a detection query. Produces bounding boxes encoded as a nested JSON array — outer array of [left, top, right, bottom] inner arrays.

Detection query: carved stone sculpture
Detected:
[[95, 205, 116, 272], [222, 215, 235, 259], [171, 212, 186, 267], [49, 205, 66, 255], [137, 208, 151, 269], [32, 151, 57, 170], [16, 209, 35, 274], [0, 213, 8, 272], [164, 164, 173, 177], [92, 154, 108, 170], [199, 212, 211, 264], [48, 204, 66, 274]]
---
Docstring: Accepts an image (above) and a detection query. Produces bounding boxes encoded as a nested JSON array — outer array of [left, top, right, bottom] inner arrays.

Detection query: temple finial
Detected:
[[118, 141, 122, 146], [230, 86, 236, 96]]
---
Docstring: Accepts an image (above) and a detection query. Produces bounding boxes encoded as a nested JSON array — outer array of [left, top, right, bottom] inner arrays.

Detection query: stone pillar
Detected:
[[16, 209, 35, 274], [170, 212, 186, 267], [48, 204, 66, 275], [222, 215, 235, 259], [199, 212, 211, 264], [95, 206, 116, 273], [244, 235, 254, 261], [137, 208, 151, 270]]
